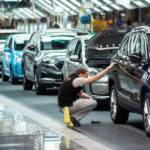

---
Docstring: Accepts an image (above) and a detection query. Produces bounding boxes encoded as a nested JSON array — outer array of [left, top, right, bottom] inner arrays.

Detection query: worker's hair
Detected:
[[76, 68, 87, 76]]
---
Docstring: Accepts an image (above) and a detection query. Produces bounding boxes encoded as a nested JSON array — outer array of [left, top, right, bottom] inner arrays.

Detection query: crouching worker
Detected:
[[58, 63, 115, 127]]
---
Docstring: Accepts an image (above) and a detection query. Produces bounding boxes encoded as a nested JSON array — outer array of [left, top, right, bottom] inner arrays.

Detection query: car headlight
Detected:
[[42, 57, 56, 65], [14, 56, 22, 62], [88, 70, 98, 77]]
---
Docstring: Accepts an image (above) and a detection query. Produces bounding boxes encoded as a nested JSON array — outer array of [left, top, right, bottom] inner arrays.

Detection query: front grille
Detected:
[[55, 60, 64, 70], [41, 72, 62, 79]]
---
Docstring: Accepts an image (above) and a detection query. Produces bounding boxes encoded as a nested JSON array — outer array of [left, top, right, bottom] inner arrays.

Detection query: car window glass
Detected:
[[141, 35, 147, 59], [76, 41, 82, 60], [73, 40, 81, 55], [119, 36, 128, 55], [29, 33, 36, 46], [14, 36, 30, 50], [8, 38, 12, 50], [6, 37, 11, 48], [129, 34, 138, 54], [137, 35, 147, 61], [135, 36, 141, 54], [68, 39, 78, 57]]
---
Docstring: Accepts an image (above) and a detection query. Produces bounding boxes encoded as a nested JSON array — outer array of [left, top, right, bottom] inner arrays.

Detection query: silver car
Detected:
[[62, 35, 119, 102]]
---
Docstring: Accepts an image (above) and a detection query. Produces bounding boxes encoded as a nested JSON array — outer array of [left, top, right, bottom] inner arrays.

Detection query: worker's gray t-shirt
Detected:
[[72, 77, 86, 87]]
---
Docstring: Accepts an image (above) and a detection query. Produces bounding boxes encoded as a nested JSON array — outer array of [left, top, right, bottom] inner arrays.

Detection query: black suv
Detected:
[[109, 26, 150, 137]]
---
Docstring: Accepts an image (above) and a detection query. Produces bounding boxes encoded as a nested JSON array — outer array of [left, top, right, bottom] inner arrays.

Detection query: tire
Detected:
[[143, 93, 150, 137], [23, 66, 33, 90], [34, 69, 45, 95], [1, 66, 9, 82], [10, 67, 18, 84], [110, 85, 129, 124]]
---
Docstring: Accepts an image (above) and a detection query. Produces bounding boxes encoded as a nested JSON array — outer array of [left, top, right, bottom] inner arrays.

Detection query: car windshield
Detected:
[[41, 36, 72, 50], [14, 36, 30, 50]]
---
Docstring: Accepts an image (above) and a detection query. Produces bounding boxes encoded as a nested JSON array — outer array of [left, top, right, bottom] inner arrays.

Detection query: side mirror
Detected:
[[28, 45, 37, 51], [128, 53, 142, 63], [4, 47, 10, 52], [70, 55, 78, 61]]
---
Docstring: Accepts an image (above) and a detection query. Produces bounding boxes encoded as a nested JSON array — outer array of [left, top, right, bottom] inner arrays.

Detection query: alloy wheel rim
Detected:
[[144, 98, 150, 132], [111, 89, 117, 119]]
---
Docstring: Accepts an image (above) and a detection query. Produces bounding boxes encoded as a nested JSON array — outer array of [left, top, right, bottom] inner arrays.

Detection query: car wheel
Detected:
[[110, 85, 129, 124], [1, 66, 9, 82], [10, 67, 18, 84], [143, 93, 150, 137], [34, 70, 45, 95], [23, 66, 33, 90]]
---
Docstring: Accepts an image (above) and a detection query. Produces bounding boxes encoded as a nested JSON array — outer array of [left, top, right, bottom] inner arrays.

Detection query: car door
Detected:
[[3, 37, 12, 76], [24, 32, 38, 81], [117, 33, 146, 110], [68, 39, 84, 75], [65, 38, 78, 77], [122, 33, 147, 108]]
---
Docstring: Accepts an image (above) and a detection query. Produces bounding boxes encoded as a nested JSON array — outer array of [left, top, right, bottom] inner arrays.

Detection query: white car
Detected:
[[62, 30, 125, 102]]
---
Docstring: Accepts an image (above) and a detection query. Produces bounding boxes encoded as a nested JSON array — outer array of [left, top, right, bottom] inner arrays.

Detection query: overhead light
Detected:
[[54, 0, 70, 11], [101, 5, 112, 11], [38, 0, 53, 10], [133, 1, 146, 7], [123, 4, 135, 9], [34, 8, 46, 18], [68, 0, 81, 7], [93, 7, 102, 12], [145, 0, 150, 3], [111, 4, 122, 10], [35, 0, 54, 14], [91, 0, 103, 6], [59, 0, 78, 10], [103, 0, 112, 4]]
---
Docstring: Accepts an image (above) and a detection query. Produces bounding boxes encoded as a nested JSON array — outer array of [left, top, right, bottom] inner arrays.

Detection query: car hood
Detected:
[[85, 47, 118, 69], [40, 50, 66, 60]]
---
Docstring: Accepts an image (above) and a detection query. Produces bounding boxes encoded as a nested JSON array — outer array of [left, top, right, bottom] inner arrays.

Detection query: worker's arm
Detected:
[[83, 63, 115, 85], [78, 90, 93, 99]]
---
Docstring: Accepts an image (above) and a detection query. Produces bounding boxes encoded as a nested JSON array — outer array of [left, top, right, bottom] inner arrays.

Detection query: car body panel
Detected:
[[22, 29, 87, 90], [2, 34, 31, 79], [109, 26, 150, 114], [62, 29, 128, 102]]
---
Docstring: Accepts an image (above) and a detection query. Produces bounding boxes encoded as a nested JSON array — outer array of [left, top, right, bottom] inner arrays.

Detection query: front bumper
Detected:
[[85, 75, 109, 101], [40, 67, 62, 88], [13, 62, 23, 78]]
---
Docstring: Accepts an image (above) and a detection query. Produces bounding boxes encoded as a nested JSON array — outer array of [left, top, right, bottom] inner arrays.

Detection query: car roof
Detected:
[[0, 29, 25, 34], [42, 28, 89, 36], [72, 35, 93, 40], [131, 26, 150, 33], [9, 33, 31, 38], [41, 35, 73, 40]]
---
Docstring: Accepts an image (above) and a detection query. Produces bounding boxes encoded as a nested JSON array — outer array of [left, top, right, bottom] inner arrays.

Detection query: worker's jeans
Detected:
[[62, 98, 97, 121]]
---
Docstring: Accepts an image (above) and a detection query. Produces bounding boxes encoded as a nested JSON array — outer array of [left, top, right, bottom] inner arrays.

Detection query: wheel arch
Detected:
[[109, 78, 115, 94], [141, 86, 150, 108]]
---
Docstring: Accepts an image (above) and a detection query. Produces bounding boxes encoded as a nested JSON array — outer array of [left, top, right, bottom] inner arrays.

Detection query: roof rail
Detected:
[[131, 26, 150, 33]]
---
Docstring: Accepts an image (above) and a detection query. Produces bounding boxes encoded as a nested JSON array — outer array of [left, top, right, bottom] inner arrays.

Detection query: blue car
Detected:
[[1, 34, 31, 84]]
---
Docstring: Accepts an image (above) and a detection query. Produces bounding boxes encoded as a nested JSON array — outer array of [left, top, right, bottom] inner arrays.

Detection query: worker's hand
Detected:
[[108, 62, 116, 69]]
